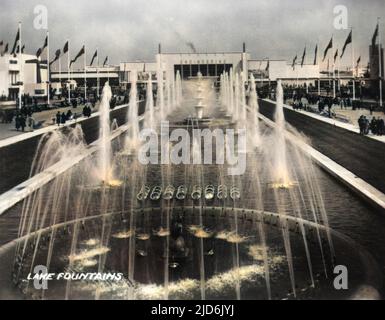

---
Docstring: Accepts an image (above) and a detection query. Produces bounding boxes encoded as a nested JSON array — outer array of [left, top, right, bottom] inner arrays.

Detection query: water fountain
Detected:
[[157, 69, 165, 120], [247, 74, 261, 149], [145, 75, 155, 130], [125, 71, 140, 153], [98, 82, 113, 183], [0, 71, 381, 301], [270, 79, 291, 188], [175, 71, 182, 106]]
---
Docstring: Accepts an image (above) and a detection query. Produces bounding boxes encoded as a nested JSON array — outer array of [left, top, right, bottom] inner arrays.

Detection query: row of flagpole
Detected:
[[2, 19, 384, 108], [289, 21, 384, 106], [57, 41, 108, 102], [2, 22, 110, 108]]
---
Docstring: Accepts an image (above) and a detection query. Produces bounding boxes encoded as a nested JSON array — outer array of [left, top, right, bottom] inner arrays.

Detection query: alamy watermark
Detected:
[[33, 5, 48, 30], [138, 121, 247, 176], [333, 5, 349, 30]]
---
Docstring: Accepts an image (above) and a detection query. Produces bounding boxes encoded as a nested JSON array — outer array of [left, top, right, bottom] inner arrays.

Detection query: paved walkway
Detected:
[[0, 101, 145, 195], [0, 105, 87, 141], [260, 99, 385, 194], [269, 99, 385, 144]]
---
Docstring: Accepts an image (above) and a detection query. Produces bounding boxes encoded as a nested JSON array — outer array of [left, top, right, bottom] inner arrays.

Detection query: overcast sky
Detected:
[[0, 0, 384, 69]]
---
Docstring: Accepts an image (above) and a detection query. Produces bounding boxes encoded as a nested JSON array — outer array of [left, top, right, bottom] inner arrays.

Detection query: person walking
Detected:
[[56, 111, 61, 126], [377, 118, 384, 136], [370, 117, 378, 135], [20, 115, 26, 132], [358, 115, 365, 135], [364, 116, 370, 135], [66, 109, 73, 121], [15, 114, 21, 131], [60, 112, 67, 125]]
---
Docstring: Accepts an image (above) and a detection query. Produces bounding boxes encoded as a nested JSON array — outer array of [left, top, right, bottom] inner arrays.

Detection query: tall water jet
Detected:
[[99, 82, 113, 182], [272, 79, 290, 186], [233, 73, 240, 123], [225, 72, 231, 115], [125, 71, 140, 152], [228, 70, 234, 117], [145, 75, 155, 130], [157, 69, 165, 120], [166, 73, 171, 116], [248, 74, 261, 148], [176, 71, 182, 106], [240, 72, 247, 125], [171, 74, 177, 111], [219, 74, 225, 109]]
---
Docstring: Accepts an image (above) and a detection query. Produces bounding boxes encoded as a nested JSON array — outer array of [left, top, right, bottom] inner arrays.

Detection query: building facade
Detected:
[[0, 53, 48, 100]]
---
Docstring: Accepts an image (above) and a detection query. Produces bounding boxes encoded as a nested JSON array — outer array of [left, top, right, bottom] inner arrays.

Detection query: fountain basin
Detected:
[[0, 207, 381, 300]]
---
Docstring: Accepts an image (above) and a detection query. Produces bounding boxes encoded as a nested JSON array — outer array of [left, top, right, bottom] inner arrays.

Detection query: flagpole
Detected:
[[337, 53, 341, 93], [378, 18, 383, 108], [97, 48, 99, 98], [84, 45, 87, 101], [47, 31, 50, 106], [18, 22, 22, 110], [351, 27, 356, 101], [317, 42, 320, 96], [59, 53, 61, 93], [67, 39, 71, 101], [332, 35, 336, 98], [107, 61, 110, 82]]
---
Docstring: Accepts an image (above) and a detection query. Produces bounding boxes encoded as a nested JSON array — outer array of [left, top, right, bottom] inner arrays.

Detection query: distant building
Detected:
[[120, 48, 320, 86], [50, 65, 120, 89], [0, 44, 358, 102], [0, 53, 48, 100]]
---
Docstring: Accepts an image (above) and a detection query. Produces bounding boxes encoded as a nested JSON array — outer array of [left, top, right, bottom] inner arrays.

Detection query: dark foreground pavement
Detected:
[[259, 99, 385, 194], [0, 101, 146, 194]]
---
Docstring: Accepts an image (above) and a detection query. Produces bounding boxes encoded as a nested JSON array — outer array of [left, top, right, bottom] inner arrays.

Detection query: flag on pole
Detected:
[[63, 41, 69, 54], [372, 23, 379, 47], [13, 44, 25, 57], [41, 36, 48, 50], [90, 50, 98, 66], [356, 56, 361, 68], [70, 46, 85, 66], [2, 43, 8, 54], [323, 37, 333, 61], [372, 23, 379, 54], [340, 30, 352, 58], [103, 56, 108, 67], [265, 60, 270, 71], [36, 47, 42, 58], [292, 55, 297, 70], [301, 47, 306, 67], [334, 49, 339, 63], [50, 49, 61, 66], [11, 28, 20, 55], [35, 35, 49, 59], [314, 44, 318, 65]]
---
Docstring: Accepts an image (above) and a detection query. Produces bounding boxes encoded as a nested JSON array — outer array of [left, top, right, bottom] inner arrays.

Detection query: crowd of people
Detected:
[[55, 109, 75, 126], [285, 91, 385, 137], [358, 116, 385, 136], [13, 106, 42, 132]]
